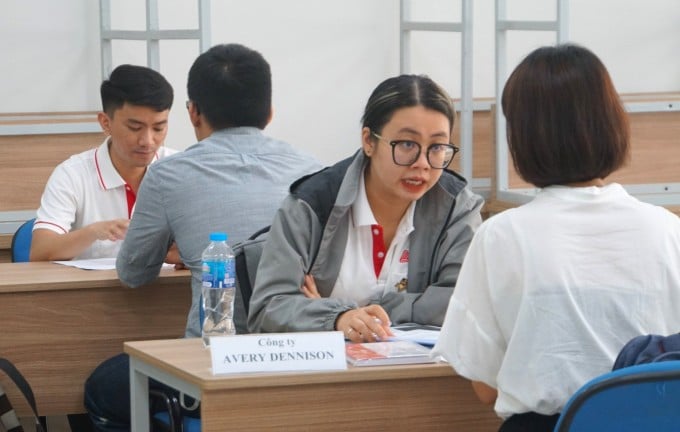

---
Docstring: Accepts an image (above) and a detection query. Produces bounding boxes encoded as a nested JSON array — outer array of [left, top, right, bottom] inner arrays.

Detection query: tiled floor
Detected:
[[20, 416, 73, 432], [49, 416, 74, 432]]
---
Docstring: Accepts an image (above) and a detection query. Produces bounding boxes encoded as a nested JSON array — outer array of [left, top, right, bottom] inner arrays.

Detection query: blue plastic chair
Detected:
[[554, 360, 680, 431], [150, 389, 200, 432], [11, 218, 35, 262], [153, 412, 200, 432]]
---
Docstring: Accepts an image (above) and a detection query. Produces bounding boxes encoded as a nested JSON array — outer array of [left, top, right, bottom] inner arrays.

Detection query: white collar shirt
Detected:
[[330, 173, 415, 305]]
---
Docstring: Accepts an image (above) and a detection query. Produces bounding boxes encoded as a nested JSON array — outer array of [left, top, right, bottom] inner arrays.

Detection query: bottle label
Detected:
[[201, 259, 236, 288]]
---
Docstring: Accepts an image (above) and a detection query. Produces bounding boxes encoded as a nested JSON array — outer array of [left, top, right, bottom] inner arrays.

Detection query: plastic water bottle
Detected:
[[201, 232, 236, 346]]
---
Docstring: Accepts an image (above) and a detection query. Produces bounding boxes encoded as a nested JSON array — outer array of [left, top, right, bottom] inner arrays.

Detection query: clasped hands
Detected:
[[165, 242, 187, 270], [301, 274, 394, 343]]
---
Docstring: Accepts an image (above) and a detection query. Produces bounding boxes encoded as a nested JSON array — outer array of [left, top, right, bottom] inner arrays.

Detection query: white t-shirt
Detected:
[[34, 138, 176, 259], [432, 183, 680, 418], [330, 173, 414, 305]]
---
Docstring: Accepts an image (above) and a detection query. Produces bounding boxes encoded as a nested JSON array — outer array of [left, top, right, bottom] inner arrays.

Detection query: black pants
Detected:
[[499, 412, 560, 432]]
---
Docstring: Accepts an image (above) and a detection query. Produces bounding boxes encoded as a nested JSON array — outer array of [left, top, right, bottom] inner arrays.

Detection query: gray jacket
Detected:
[[248, 151, 484, 333]]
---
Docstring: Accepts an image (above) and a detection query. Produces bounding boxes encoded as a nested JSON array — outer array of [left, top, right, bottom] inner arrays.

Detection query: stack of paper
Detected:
[[389, 323, 441, 347], [345, 340, 435, 367]]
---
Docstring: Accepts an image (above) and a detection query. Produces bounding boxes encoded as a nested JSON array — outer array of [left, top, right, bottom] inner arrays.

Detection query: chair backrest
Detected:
[[153, 411, 200, 432], [232, 226, 269, 334], [554, 360, 680, 432], [150, 389, 200, 432], [11, 218, 35, 262]]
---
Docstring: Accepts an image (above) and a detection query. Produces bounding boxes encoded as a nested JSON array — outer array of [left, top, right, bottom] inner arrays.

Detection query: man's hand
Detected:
[[89, 219, 129, 241], [164, 242, 187, 269], [31, 218, 130, 261]]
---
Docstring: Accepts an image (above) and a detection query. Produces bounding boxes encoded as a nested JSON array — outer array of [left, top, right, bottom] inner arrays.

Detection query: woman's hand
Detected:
[[300, 274, 321, 298], [336, 305, 394, 343], [301, 275, 394, 342]]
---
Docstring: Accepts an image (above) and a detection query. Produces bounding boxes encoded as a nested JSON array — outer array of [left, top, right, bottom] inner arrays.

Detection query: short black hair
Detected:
[[361, 74, 455, 134], [100, 64, 174, 116], [501, 44, 629, 187], [187, 43, 272, 130]]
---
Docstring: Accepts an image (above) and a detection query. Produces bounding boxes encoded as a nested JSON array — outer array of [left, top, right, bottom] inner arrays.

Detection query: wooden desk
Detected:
[[0, 262, 191, 416], [125, 338, 502, 432]]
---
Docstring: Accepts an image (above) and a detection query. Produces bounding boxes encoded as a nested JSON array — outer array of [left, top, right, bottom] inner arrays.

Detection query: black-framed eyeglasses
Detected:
[[371, 131, 459, 169]]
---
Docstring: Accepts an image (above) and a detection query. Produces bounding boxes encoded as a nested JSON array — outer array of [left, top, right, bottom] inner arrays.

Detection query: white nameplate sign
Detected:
[[209, 331, 347, 374]]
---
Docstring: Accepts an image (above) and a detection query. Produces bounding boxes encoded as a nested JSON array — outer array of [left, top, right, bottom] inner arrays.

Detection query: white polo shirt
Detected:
[[330, 173, 415, 305], [34, 138, 176, 260]]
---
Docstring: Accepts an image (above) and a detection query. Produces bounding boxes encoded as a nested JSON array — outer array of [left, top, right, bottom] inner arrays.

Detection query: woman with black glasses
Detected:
[[248, 74, 484, 339]]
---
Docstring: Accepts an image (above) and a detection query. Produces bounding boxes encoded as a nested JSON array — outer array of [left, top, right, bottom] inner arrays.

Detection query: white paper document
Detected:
[[53, 258, 173, 271], [389, 323, 441, 347], [53, 257, 118, 270]]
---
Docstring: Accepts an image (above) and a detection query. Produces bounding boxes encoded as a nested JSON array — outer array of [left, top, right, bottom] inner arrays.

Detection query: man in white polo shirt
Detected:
[[30, 64, 175, 261]]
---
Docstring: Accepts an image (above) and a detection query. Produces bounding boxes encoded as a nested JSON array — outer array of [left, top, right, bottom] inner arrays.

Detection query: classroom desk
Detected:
[[126, 338, 502, 432], [0, 262, 191, 416]]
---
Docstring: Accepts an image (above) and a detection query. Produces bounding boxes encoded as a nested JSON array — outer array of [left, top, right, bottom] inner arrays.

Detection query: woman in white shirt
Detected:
[[433, 44, 680, 432]]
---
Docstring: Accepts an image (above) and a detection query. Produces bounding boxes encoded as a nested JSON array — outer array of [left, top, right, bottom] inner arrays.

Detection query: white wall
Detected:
[[1, 0, 678, 165], [407, 0, 680, 101]]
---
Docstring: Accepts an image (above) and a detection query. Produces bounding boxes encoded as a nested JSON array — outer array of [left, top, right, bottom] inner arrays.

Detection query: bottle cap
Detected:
[[209, 232, 228, 242]]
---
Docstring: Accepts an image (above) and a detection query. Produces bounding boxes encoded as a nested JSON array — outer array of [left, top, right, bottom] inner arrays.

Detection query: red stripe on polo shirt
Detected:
[[124, 184, 136, 219], [33, 220, 68, 234], [371, 224, 386, 278], [94, 146, 107, 190]]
